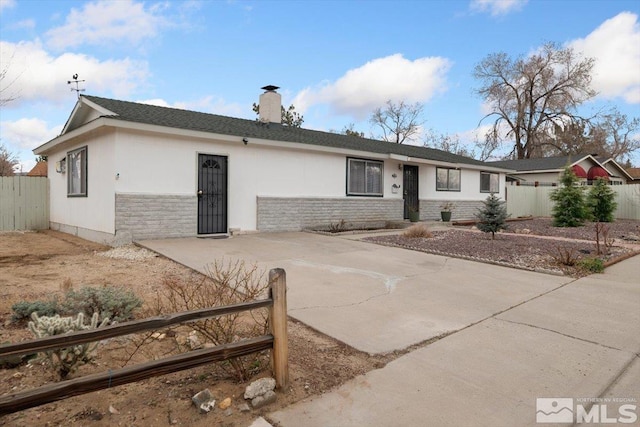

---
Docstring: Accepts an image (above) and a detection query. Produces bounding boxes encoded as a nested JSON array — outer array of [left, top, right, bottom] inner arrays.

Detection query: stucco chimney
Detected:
[[259, 85, 281, 124]]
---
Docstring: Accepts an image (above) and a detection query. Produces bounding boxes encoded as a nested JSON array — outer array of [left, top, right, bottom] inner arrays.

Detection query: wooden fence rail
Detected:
[[0, 268, 288, 416]]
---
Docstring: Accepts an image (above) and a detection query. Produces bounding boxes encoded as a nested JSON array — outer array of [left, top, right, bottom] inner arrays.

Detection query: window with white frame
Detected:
[[436, 167, 460, 191], [67, 146, 87, 197], [347, 158, 383, 196], [480, 171, 499, 193]]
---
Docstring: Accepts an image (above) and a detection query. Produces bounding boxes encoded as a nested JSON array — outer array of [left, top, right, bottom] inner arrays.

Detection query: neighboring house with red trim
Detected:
[[33, 88, 511, 246], [487, 155, 633, 186]]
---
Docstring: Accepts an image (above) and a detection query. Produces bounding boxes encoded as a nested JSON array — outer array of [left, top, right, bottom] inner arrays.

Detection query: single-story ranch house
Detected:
[[488, 154, 634, 186], [34, 87, 511, 246]]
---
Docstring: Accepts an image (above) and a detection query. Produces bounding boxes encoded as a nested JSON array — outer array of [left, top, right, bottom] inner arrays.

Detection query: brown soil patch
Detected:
[[0, 230, 388, 427]]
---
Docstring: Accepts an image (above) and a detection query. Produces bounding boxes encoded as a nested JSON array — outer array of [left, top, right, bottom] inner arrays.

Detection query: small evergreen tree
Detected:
[[550, 167, 589, 227], [476, 193, 510, 240], [586, 177, 617, 222]]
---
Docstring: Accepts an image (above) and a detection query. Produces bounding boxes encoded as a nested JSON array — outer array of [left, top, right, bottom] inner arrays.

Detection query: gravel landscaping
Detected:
[[363, 218, 640, 277]]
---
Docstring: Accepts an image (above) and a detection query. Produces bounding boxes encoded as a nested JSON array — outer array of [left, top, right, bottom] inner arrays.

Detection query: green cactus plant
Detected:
[[28, 312, 110, 378]]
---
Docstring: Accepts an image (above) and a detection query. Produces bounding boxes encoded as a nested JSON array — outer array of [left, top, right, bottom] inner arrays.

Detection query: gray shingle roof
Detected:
[[487, 155, 589, 171], [80, 95, 494, 168]]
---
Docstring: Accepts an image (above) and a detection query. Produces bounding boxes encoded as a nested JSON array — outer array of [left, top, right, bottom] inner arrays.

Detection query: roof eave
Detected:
[[34, 118, 107, 155]]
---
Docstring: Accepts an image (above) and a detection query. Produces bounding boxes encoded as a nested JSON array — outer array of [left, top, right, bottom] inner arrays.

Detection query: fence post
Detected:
[[269, 268, 289, 389]]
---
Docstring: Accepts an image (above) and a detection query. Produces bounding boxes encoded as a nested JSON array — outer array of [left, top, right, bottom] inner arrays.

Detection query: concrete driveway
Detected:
[[268, 257, 640, 427], [140, 232, 640, 426], [140, 232, 572, 354]]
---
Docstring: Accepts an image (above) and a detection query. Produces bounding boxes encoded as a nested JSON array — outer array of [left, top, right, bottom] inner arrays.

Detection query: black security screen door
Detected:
[[403, 165, 419, 219], [197, 154, 228, 234]]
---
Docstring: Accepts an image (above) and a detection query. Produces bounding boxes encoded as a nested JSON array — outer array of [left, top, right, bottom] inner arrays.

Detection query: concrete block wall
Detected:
[[419, 199, 485, 221], [257, 197, 404, 231], [115, 193, 196, 240]]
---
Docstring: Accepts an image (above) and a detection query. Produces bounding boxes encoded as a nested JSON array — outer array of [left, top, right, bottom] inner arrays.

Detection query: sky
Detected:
[[1, 0, 639, 174]]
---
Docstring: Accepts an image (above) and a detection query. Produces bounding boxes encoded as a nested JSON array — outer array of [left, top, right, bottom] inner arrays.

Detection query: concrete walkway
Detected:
[[139, 232, 640, 426], [268, 256, 640, 427], [140, 231, 571, 354]]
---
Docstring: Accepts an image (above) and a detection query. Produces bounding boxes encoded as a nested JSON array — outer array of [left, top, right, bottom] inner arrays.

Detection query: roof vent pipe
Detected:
[[259, 85, 281, 124]]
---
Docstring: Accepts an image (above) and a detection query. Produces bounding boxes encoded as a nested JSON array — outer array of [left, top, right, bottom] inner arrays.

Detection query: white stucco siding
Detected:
[[48, 131, 116, 234], [114, 130, 199, 194], [111, 130, 407, 231], [418, 165, 506, 200]]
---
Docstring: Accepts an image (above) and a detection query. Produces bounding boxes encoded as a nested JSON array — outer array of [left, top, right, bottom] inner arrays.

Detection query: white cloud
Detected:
[[0, 118, 62, 150], [469, 0, 527, 16], [0, 40, 149, 106], [0, 0, 16, 12], [569, 12, 640, 104], [8, 19, 36, 31], [293, 54, 452, 120], [45, 0, 170, 50]]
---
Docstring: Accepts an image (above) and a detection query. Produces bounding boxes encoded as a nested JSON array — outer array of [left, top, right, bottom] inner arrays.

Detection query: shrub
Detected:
[[402, 224, 433, 239], [61, 286, 142, 323], [586, 177, 617, 222], [11, 298, 60, 322], [12, 286, 142, 324], [549, 245, 579, 266], [550, 167, 589, 227], [328, 219, 347, 233], [28, 312, 110, 378], [578, 257, 604, 273], [148, 259, 270, 381], [475, 193, 510, 239]]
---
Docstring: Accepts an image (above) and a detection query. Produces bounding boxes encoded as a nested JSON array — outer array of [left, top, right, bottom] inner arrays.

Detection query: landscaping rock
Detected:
[[239, 403, 251, 413], [244, 377, 276, 400], [219, 397, 231, 409], [251, 390, 277, 409], [191, 389, 215, 413], [187, 331, 202, 350]]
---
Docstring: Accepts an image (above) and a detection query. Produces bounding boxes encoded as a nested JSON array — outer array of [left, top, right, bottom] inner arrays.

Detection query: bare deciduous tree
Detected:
[[370, 100, 424, 144], [537, 108, 639, 163], [342, 123, 364, 137], [0, 51, 20, 107], [474, 42, 596, 159], [423, 130, 476, 159], [0, 144, 19, 176]]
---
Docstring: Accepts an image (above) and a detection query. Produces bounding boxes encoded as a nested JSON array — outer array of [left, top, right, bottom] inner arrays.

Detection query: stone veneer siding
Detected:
[[419, 199, 485, 221], [115, 193, 196, 240], [257, 197, 405, 231]]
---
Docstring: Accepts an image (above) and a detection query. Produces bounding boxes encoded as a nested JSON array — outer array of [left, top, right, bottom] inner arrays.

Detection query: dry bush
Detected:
[[549, 245, 580, 266], [142, 259, 270, 381], [403, 224, 433, 239], [594, 222, 615, 256]]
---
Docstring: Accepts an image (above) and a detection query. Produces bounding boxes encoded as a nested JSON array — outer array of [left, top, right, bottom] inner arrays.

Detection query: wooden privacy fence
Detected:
[[0, 268, 289, 416], [0, 176, 49, 231], [506, 184, 640, 220]]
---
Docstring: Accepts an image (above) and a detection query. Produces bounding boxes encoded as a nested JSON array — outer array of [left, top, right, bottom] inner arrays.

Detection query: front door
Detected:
[[403, 165, 419, 219], [197, 154, 228, 234]]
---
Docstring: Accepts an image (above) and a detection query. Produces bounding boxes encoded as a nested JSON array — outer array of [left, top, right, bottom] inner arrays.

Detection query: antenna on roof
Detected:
[[67, 74, 85, 98]]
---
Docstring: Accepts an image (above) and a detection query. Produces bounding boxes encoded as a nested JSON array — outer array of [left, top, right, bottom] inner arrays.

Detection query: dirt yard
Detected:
[[0, 230, 390, 427]]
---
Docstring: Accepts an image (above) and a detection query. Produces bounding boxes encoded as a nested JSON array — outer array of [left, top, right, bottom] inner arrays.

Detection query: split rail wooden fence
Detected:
[[0, 268, 289, 416]]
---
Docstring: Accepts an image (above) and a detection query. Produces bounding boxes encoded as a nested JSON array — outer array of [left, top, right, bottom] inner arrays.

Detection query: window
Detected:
[[436, 168, 460, 191], [67, 146, 87, 197], [347, 158, 383, 196], [480, 171, 499, 193]]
